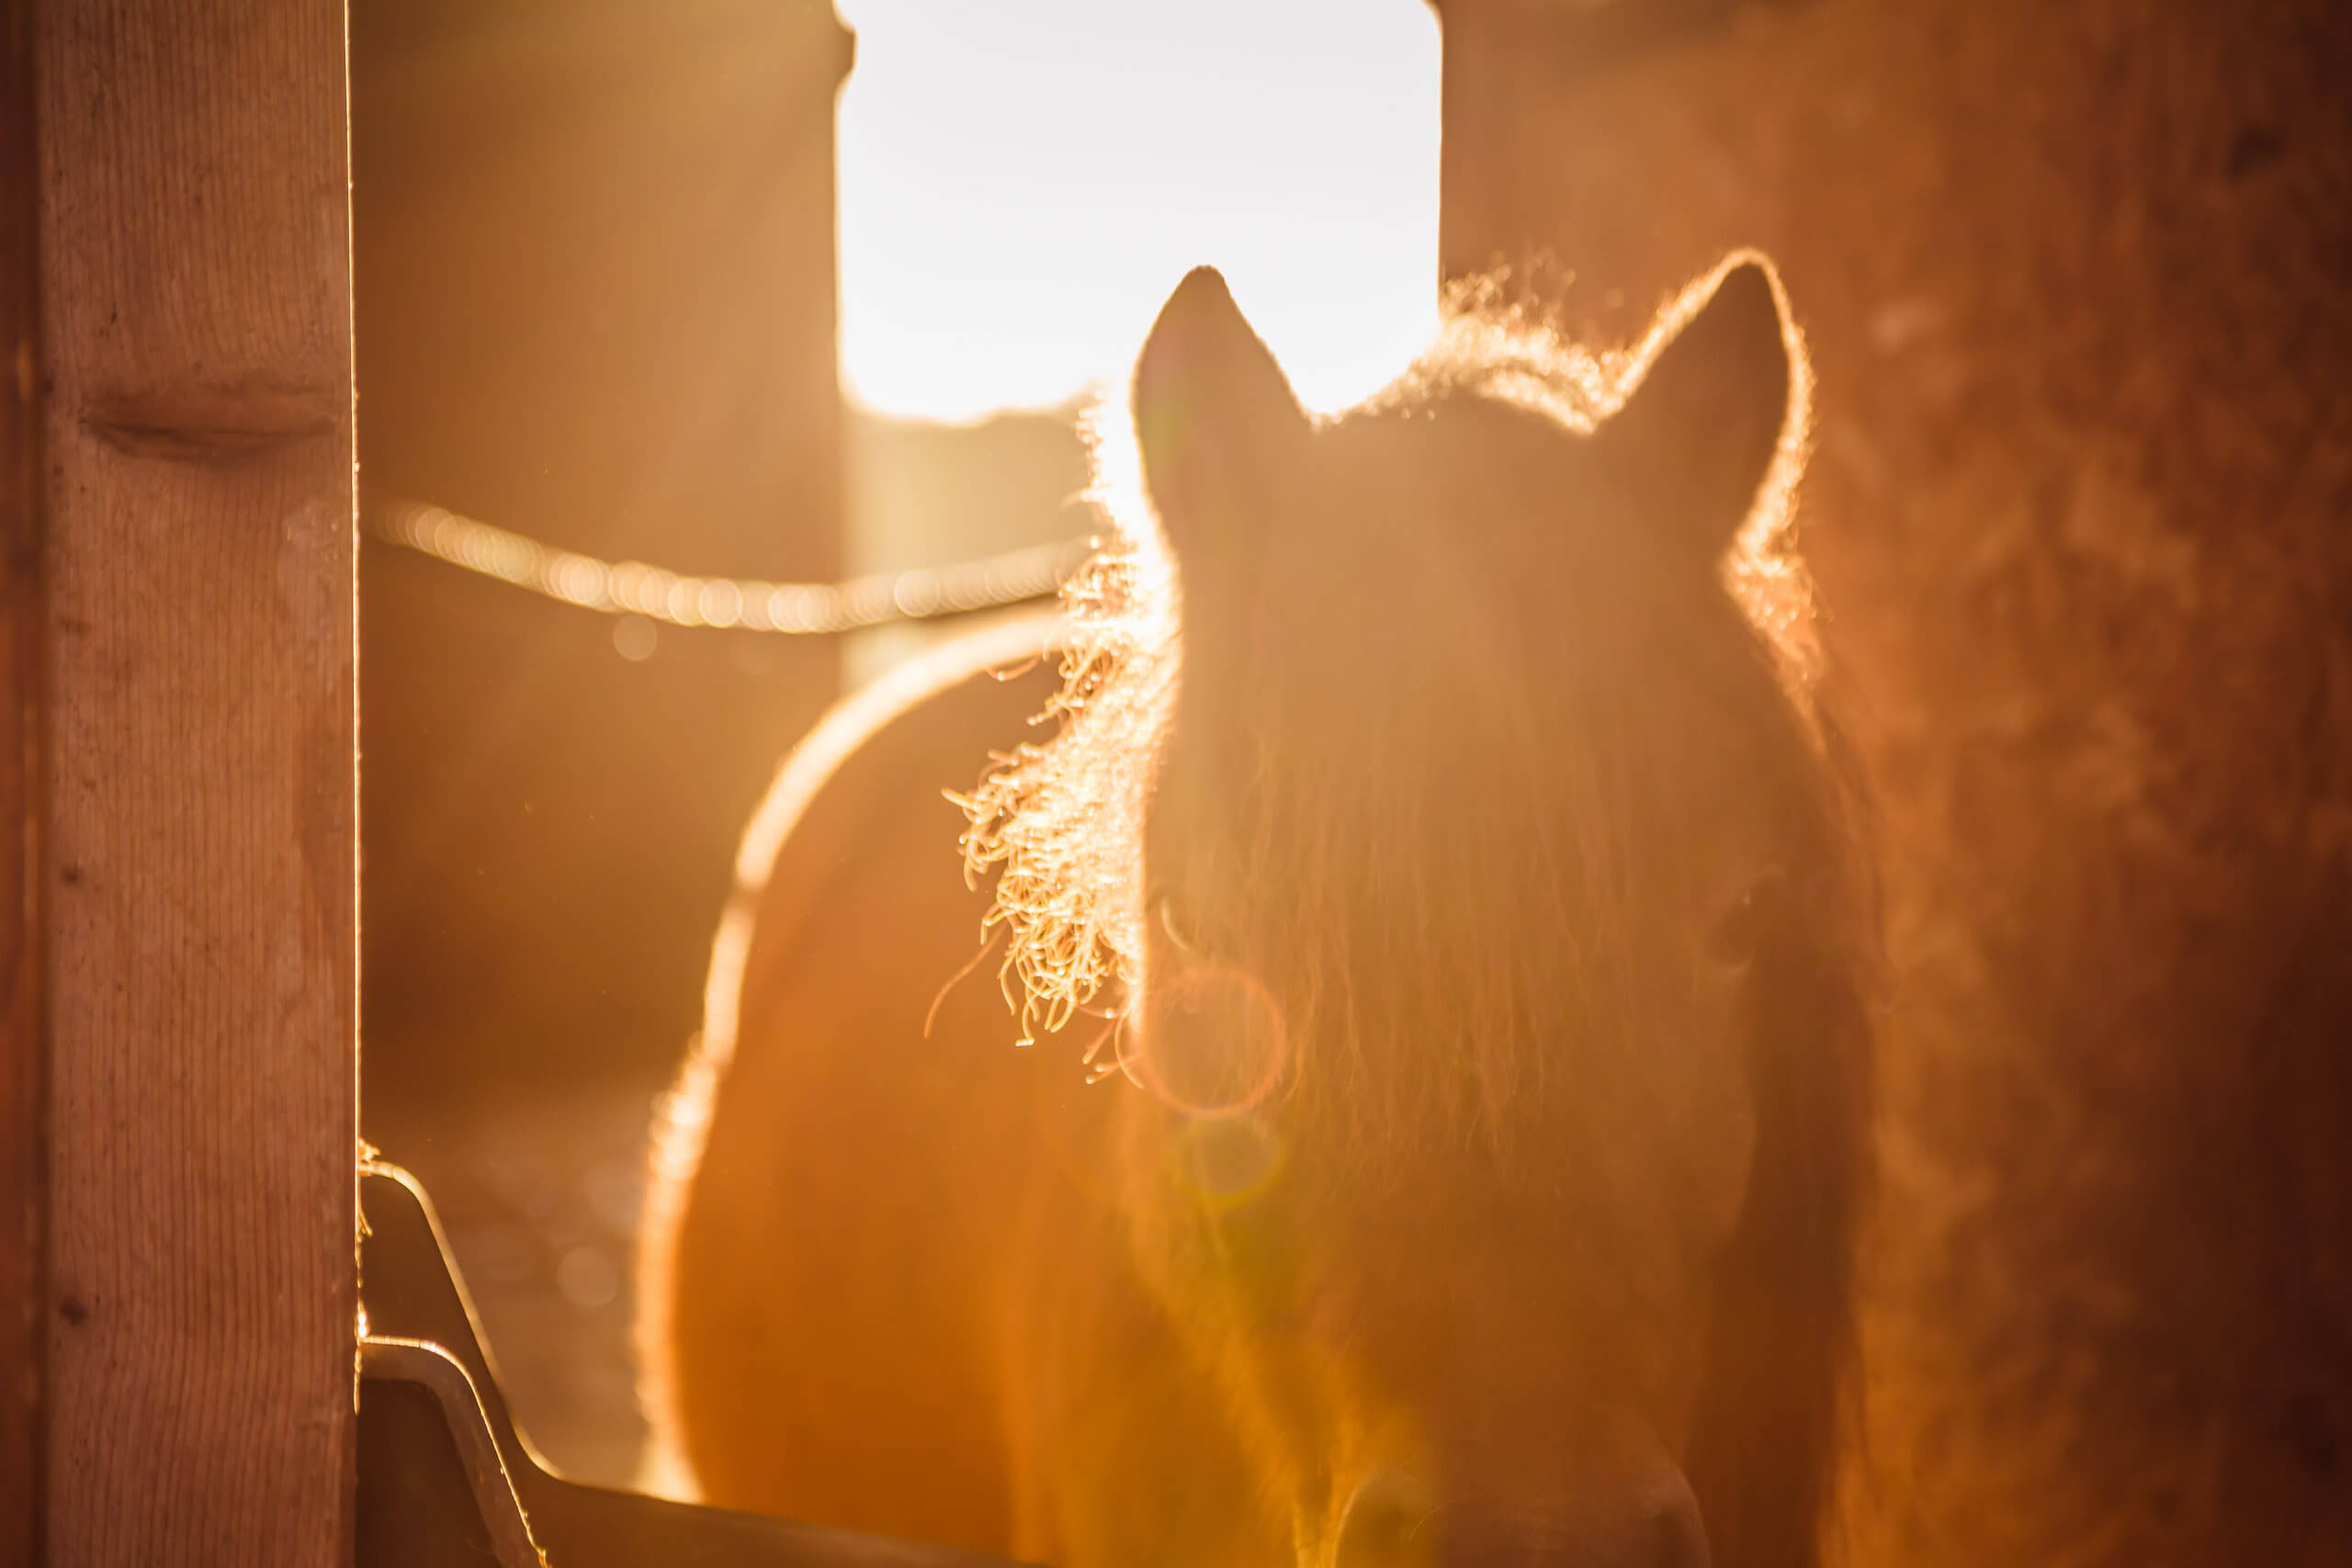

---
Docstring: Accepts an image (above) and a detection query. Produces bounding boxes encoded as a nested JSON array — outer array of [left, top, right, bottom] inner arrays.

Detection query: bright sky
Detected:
[[833, 0, 1442, 424]]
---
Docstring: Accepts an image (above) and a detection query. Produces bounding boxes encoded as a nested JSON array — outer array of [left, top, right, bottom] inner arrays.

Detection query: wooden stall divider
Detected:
[[1, 0, 46, 1557], [28, 0, 358, 1561]]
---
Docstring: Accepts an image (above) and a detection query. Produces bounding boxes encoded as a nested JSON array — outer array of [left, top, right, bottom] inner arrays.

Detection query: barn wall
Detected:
[[1435, 2, 2352, 1562], [352, 0, 853, 1099]]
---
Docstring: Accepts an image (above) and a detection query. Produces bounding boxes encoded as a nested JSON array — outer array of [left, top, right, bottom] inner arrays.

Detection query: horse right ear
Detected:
[[1598, 255, 1796, 565], [1132, 266, 1309, 566]]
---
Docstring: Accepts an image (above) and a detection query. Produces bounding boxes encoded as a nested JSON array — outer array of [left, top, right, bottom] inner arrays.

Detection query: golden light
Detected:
[[834, 0, 1442, 423]]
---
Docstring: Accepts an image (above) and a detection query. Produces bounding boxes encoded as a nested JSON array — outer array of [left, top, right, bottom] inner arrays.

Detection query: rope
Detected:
[[368, 495, 1091, 635]]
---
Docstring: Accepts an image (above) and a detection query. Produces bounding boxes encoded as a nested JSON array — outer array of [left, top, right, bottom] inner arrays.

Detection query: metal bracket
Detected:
[[359, 1336, 548, 1568], [358, 1160, 1026, 1568]]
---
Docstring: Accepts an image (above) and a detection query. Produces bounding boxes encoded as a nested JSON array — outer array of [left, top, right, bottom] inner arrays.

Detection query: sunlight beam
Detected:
[[835, 0, 1441, 423]]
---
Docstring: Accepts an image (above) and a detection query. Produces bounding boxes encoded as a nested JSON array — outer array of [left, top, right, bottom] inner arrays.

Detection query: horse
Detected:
[[638, 254, 1875, 1568]]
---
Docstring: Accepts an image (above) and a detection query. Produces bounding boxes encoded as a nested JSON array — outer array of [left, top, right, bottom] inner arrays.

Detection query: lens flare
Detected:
[[1123, 958, 1291, 1122]]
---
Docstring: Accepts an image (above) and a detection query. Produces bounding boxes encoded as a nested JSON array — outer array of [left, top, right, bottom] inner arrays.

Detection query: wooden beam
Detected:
[[0, 0, 46, 1557], [33, 0, 356, 1560]]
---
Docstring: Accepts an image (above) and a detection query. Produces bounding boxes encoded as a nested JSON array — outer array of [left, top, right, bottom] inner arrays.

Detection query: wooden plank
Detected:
[[33, 0, 356, 1561], [0, 0, 45, 1557]]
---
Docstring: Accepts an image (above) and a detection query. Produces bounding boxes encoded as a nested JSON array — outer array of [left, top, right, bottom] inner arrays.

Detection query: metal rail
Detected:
[[368, 495, 1091, 636]]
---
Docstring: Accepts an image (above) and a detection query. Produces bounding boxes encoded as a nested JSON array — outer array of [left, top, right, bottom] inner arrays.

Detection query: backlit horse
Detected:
[[640, 255, 1873, 1568]]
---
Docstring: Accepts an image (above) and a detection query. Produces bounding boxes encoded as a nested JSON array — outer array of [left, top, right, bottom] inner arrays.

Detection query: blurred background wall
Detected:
[[351, 0, 858, 1479], [349, 0, 2352, 1549], [1434, 0, 2352, 1560], [354, 0, 852, 1100]]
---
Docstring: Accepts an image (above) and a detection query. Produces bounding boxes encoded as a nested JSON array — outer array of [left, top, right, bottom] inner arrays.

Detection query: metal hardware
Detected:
[[359, 1337, 549, 1568], [358, 1160, 1027, 1567]]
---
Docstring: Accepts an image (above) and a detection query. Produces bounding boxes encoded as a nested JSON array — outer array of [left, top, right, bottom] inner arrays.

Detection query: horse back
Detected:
[[640, 613, 1124, 1554]]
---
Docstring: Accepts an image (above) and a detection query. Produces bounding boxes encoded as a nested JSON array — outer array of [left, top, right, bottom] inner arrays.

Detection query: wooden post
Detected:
[[1, 0, 46, 1558], [32, 0, 357, 1561]]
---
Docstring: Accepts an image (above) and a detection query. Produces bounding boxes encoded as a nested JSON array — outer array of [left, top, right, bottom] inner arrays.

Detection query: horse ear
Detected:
[[1600, 257, 1794, 563], [1132, 266, 1309, 563]]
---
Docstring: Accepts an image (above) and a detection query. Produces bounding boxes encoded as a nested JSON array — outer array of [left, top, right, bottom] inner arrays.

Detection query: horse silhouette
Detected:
[[640, 255, 1873, 1568]]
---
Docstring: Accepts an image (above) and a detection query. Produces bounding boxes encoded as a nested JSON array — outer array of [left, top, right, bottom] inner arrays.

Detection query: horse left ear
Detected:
[[1600, 255, 1796, 563], [1132, 266, 1310, 567]]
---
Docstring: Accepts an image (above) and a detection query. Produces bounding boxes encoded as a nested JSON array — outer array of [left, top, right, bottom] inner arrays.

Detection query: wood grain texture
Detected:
[[1, 0, 45, 1558], [34, 0, 356, 1562]]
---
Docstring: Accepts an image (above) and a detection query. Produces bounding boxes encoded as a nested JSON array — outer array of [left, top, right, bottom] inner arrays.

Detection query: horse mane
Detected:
[[951, 441, 1173, 1049]]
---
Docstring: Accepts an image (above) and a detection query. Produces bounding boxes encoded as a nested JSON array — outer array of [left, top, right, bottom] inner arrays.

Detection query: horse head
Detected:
[[966, 257, 1872, 1568]]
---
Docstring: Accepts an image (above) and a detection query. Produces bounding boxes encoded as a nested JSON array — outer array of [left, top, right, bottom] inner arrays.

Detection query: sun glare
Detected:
[[834, 0, 1442, 423]]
